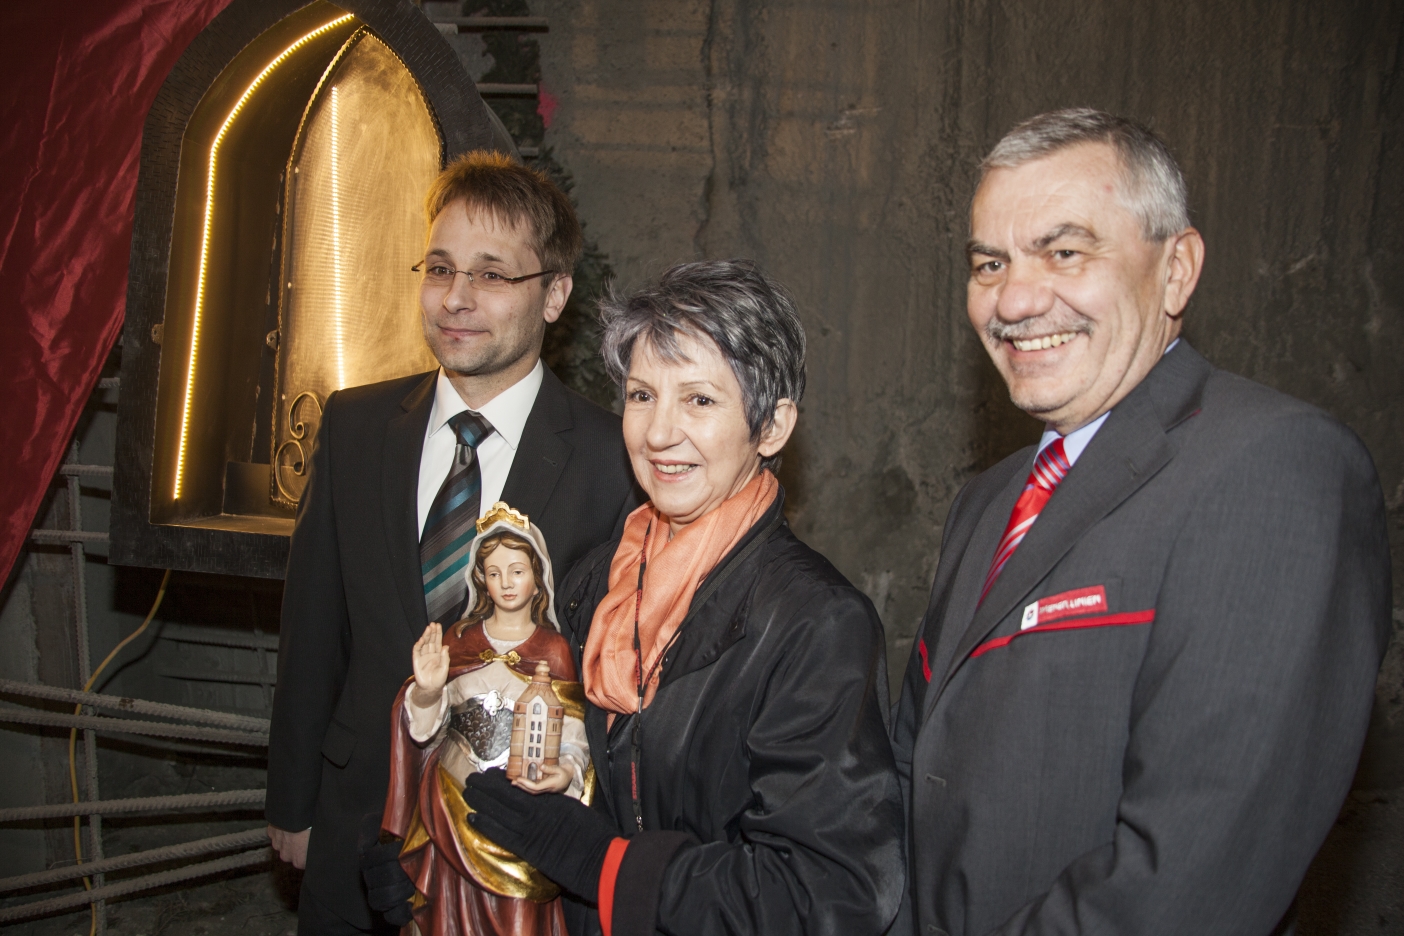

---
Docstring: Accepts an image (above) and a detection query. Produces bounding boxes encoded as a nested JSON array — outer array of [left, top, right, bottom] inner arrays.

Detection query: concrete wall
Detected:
[[536, 0, 1404, 928]]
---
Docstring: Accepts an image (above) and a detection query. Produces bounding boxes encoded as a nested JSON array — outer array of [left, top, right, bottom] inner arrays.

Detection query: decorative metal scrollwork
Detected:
[[273, 390, 324, 503]]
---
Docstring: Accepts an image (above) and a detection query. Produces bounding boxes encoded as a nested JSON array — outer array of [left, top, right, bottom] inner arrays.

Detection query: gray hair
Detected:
[[600, 259, 806, 473], [982, 108, 1190, 241]]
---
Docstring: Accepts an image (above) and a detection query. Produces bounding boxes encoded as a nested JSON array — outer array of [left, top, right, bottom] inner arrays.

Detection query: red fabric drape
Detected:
[[0, 0, 233, 584]]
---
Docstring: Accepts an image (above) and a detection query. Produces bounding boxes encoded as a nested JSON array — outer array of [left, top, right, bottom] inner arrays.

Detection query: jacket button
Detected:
[[568, 599, 580, 612]]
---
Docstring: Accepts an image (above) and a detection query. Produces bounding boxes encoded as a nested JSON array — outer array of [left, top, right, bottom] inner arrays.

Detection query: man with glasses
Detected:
[[266, 151, 639, 934]]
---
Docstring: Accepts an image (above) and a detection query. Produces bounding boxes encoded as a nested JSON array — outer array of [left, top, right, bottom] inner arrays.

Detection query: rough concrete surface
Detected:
[[536, 0, 1404, 930]]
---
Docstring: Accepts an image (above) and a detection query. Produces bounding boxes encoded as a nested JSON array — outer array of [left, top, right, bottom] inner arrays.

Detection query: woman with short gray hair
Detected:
[[465, 259, 905, 936], [599, 259, 807, 471]]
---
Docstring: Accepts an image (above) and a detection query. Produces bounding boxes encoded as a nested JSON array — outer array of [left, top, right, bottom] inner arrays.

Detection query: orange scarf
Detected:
[[582, 470, 779, 715]]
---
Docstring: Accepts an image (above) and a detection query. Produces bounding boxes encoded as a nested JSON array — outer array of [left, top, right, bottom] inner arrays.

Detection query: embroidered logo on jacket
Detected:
[[1021, 585, 1108, 630]]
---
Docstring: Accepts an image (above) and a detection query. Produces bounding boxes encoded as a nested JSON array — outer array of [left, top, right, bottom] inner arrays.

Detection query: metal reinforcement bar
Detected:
[[430, 15, 548, 28], [58, 464, 114, 479], [29, 529, 109, 546], [160, 623, 280, 651], [158, 667, 275, 688], [476, 83, 539, 95], [0, 847, 271, 923], [0, 707, 268, 746], [0, 827, 269, 892], [0, 789, 265, 823], [0, 679, 270, 732]]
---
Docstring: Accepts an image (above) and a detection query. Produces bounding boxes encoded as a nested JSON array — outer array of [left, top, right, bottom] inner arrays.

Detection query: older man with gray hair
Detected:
[[891, 109, 1391, 934]]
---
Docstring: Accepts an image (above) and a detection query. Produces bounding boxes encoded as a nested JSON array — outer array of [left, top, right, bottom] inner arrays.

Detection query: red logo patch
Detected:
[[1031, 585, 1107, 626]]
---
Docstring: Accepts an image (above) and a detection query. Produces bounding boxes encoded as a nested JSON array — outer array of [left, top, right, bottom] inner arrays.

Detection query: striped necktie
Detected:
[[421, 410, 495, 625], [979, 437, 1070, 603]]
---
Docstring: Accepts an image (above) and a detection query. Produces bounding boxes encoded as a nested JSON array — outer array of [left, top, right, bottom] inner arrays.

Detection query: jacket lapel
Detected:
[[920, 461, 1029, 716], [930, 342, 1212, 705], [384, 372, 437, 640], [499, 366, 573, 523], [658, 494, 788, 686]]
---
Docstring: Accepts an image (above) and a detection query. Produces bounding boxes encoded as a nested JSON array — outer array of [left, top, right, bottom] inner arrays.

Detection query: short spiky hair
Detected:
[[424, 150, 583, 276]]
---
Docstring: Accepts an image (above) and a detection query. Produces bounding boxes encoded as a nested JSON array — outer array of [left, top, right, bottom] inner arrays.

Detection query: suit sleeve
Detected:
[[993, 412, 1392, 935], [637, 587, 906, 936], [265, 392, 352, 832]]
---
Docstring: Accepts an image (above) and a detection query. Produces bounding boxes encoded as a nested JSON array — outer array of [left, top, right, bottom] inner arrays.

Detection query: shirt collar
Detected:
[[1038, 411, 1109, 464], [427, 359, 543, 450]]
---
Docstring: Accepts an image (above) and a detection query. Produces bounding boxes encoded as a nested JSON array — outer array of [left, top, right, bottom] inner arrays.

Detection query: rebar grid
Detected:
[[0, 827, 269, 891], [0, 708, 269, 746], [0, 848, 272, 924], [0, 678, 270, 731], [0, 789, 266, 825], [67, 437, 107, 931]]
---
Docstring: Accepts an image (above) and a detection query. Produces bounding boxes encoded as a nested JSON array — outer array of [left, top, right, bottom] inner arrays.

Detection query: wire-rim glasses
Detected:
[[412, 261, 556, 292]]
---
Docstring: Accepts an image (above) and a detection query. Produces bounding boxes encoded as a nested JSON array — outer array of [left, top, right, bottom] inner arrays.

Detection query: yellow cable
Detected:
[[69, 569, 171, 936]]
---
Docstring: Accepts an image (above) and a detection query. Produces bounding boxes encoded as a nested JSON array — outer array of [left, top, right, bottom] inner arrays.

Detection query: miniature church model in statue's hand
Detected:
[[507, 660, 564, 782]]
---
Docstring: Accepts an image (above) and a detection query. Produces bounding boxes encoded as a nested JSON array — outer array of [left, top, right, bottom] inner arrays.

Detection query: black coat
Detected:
[[555, 491, 906, 936], [266, 366, 640, 929]]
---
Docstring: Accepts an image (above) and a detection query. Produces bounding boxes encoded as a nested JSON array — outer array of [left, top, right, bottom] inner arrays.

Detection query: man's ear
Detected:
[[1163, 227, 1204, 320], [758, 399, 798, 459], [542, 274, 573, 325]]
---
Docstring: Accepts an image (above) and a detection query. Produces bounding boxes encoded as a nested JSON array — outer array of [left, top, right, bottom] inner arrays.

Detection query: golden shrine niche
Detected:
[[112, 0, 513, 578]]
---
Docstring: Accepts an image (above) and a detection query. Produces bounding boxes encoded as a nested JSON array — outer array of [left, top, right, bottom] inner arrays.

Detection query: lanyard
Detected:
[[629, 521, 652, 831]]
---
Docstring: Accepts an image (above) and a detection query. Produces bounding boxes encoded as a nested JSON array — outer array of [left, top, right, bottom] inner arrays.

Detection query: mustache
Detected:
[[984, 311, 1094, 344]]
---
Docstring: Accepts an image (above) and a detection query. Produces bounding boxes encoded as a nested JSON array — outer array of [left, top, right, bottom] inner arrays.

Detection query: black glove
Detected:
[[463, 767, 620, 900], [356, 813, 415, 931]]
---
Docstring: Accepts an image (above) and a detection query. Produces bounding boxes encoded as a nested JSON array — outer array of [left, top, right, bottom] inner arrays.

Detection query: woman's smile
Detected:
[[623, 333, 763, 535]]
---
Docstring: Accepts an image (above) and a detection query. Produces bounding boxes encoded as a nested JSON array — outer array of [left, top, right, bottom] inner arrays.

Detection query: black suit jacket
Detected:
[[266, 365, 639, 928], [891, 342, 1391, 935]]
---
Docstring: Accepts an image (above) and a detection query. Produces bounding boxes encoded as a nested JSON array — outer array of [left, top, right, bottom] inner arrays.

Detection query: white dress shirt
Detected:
[[416, 361, 544, 537], [1036, 338, 1179, 466]]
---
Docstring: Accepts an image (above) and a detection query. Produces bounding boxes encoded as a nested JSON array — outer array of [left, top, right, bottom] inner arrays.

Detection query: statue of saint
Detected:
[[382, 503, 589, 936]]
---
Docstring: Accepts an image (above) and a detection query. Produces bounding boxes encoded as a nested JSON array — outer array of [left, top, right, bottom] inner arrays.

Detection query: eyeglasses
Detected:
[[412, 261, 556, 292]]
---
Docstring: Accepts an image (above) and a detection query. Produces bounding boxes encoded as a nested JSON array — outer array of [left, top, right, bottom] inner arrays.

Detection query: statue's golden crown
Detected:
[[476, 501, 530, 534]]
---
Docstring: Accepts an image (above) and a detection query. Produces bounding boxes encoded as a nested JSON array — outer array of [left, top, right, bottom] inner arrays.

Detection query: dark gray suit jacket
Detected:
[[891, 342, 1391, 936], [266, 365, 639, 928]]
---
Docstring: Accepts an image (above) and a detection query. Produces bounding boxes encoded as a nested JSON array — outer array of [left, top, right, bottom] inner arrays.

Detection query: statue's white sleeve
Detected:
[[405, 675, 470, 744], [559, 712, 590, 800]]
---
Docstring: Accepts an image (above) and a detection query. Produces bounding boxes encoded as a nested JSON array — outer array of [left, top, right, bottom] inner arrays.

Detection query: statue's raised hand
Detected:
[[411, 622, 451, 706]]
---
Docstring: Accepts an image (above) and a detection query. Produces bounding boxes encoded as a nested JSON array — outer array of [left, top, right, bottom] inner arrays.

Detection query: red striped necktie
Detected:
[[979, 437, 1070, 603]]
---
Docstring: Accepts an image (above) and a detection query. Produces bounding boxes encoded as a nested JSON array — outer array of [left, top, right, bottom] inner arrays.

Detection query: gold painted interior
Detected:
[[273, 30, 441, 504], [150, 3, 359, 528]]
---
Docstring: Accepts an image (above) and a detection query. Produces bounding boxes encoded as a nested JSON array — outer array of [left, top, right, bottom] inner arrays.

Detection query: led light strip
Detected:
[[330, 85, 346, 389], [173, 14, 355, 500]]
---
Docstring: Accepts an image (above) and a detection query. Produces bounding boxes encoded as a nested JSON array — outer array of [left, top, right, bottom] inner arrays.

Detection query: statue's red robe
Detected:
[[382, 622, 582, 936]]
